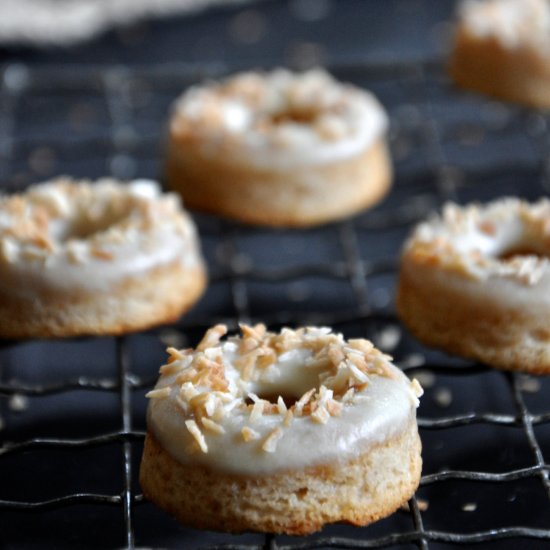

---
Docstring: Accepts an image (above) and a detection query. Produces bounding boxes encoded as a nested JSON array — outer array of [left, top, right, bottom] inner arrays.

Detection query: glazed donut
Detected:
[[450, 0, 550, 108], [397, 198, 550, 373], [166, 68, 392, 227], [140, 324, 422, 535], [0, 177, 206, 339]]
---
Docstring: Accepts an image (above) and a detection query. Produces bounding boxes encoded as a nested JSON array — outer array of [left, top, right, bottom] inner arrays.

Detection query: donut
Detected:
[[449, 0, 550, 108], [166, 69, 392, 227], [397, 198, 550, 373], [140, 324, 423, 535], [0, 177, 206, 339]]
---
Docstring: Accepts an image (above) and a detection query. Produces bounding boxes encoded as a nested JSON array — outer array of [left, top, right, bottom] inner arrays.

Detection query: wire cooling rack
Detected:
[[1, 54, 550, 549]]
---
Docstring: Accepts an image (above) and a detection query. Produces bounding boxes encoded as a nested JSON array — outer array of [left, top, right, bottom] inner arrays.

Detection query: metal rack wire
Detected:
[[1, 53, 550, 549]]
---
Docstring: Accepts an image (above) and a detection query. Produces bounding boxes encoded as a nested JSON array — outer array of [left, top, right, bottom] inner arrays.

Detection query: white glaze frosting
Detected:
[[171, 69, 388, 168], [459, 0, 550, 49], [146, 325, 422, 475], [0, 177, 203, 297], [402, 198, 550, 311]]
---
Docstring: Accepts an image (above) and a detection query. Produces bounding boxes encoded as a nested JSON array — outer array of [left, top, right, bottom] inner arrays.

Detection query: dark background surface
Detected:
[[1, 0, 550, 548]]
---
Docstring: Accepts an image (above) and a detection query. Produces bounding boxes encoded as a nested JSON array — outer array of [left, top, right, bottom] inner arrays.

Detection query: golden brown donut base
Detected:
[[397, 263, 550, 374], [0, 262, 206, 339], [166, 137, 392, 227], [450, 27, 550, 108], [139, 420, 421, 535]]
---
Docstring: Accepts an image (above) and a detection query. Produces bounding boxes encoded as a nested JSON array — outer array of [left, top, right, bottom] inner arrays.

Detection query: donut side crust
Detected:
[[397, 262, 550, 374], [166, 137, 392, 227], [0, 261, 206, 339], [139, 419, 422, 535], [449, 26, 550, 108]]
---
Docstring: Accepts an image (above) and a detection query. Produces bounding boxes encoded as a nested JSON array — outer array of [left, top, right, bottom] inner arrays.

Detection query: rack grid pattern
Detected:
[[1, 55, 550, 549]]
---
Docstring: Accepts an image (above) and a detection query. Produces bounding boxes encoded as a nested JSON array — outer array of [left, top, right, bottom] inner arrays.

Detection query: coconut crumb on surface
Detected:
[[145, 387, 171, 399], [201, 417, 225, 435], [196, 324, 228, 351], [262, 427, 283, 453], [249, 400, 265, 422], [185, 419, 208, 453], [241, 426, 260, 442]]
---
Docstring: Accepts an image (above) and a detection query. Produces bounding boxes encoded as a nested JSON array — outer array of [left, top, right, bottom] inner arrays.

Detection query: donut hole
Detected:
[[50, 208, 132, 243], [497, 245, 548, 261], [245, 351, 324, 405], [269, 108, 318, 126], [245, 393, 300, 408]]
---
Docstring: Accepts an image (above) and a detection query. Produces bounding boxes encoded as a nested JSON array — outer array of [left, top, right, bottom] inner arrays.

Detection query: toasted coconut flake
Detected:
[[342, 387, 355, 403], [185, 419, 208, 453], [21, 247, 48, 262], [159, 361, 184, 376], [201, 417, 225, 435], [66, 244, 87, 265], [241, 359, 256, 382], [212, 391, 231, 403], [411, 378, 424, 398], [277, 395, 287, 415], [224, 398, 242, 415], [311, 405, 330, 424], [253, 323, 267, 337], [256, 347, 277, 369], [145, 387, 171, 399], [347, 353, 368, 372], [327, 399, 343, 416], [166, 347, 187, 363], [265, 402, 281, 414], [204, 347, 222, 360], [262, 427, 283, 453], [241, 426, 260, 442], [239, 322, 266, 340], [241, 336, 259, 353], [0, 238, 19, 263], [250, 400, 265, 422], [235, 349, 260, 370], [347, 338, 374, 354], [294, 388, 315, 415], [204, 394, 218, 417], [247, 392, 260, 403], [175, 395, 189, 413], [283, 409, 294, 427], [174, 366, 195, 382], [328, 345, 345, 366], [180, 382, 198, 401], [304, 355, 330, 369], [90, 247, 113, 260], [376, 361, 399, 379], [196, 324, 227, 351], [349, 362, 369, 384], [32, 233, 55, 251]]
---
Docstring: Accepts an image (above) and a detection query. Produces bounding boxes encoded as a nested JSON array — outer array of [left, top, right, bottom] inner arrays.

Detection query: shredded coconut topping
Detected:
[[459, 0, 550, 49], [404, 198, 550, 286], [170, 68, 388, 167], [0, 177, 203, 295], [147, 324, 421, 461]]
